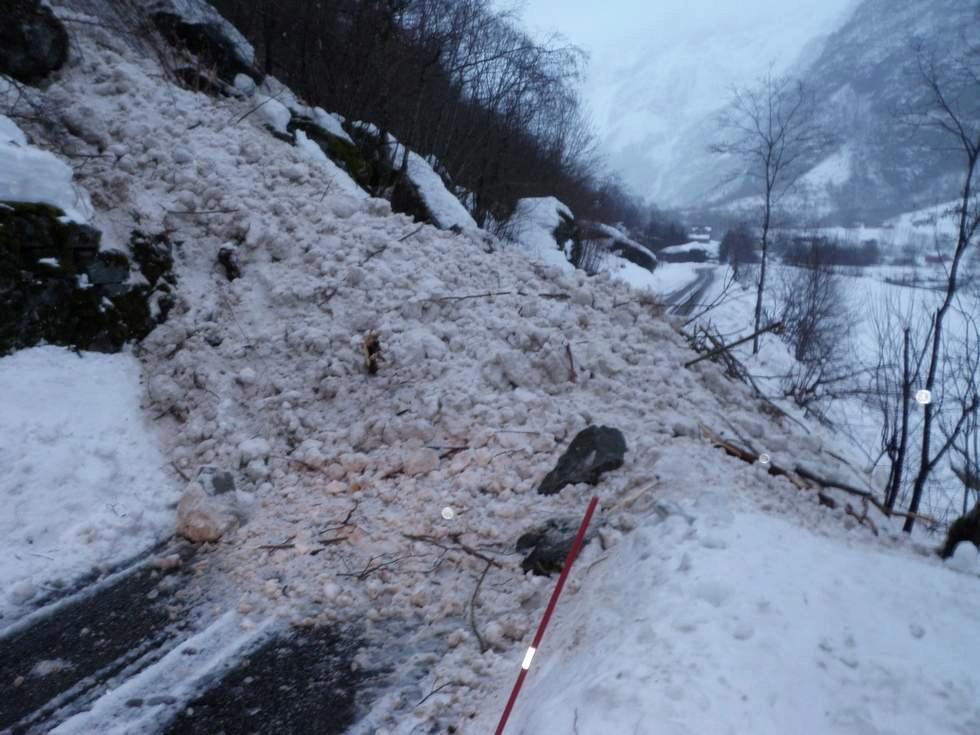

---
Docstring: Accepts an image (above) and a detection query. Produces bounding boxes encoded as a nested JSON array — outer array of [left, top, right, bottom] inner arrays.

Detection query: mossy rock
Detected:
[[287, 117, 372, 189], [344, 123, 400, 196], [0, 220, 177, 357]]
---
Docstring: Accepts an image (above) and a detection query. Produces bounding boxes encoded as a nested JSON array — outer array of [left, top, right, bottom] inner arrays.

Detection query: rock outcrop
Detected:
[[0, 0, 69, 85]]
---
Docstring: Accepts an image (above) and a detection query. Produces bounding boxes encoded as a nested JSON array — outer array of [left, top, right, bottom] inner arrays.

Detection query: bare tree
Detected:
[[867, 290, 930, 512], [712, 73, 834, 353], [901, 41, 980, 532], [775, 245, 860, 414]]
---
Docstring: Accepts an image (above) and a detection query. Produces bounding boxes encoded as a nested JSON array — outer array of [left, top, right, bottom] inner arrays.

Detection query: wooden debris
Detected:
[[363, 331, 383, 375]]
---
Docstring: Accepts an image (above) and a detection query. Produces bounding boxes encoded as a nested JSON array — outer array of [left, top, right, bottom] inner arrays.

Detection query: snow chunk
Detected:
[[255, 95, 291, 134], [312, 107, 354, 145], [0, 114, 93, 222]]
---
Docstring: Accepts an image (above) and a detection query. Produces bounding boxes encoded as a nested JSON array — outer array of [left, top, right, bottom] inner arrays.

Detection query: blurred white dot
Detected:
[[441, 506, 455, 520], [758, 453, 771, 466], [915, 389, 932, 405]]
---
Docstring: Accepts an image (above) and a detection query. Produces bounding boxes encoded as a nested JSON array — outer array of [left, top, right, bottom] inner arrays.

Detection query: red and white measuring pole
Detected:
[[494, 495, 599, 735]]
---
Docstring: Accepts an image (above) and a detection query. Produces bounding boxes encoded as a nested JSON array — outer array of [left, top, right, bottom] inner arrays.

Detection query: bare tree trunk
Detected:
[[904, 148, 977, 531], [752, 189, 772, 354], [887, 328, 912, 510]]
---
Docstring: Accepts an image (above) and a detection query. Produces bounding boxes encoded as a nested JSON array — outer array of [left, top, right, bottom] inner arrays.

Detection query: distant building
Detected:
[[925, 254, 947, 266], [689, 226, 713, 243]]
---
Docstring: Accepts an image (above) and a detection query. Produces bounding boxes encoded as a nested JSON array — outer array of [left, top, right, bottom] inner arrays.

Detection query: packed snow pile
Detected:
[[506, 197, 578, 269], [0, 347, 178, 620], [0, 110, 93, 222], [3, 3, 980, 734]]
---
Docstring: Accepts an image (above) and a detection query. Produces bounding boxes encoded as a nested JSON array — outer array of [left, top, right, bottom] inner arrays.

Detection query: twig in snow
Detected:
[[416, 680, 455, 708], [258, 534, 296, 551], [566, 343, 577, 383], [359, 246, 387, 265], [470, 559, 493, 654], [402, 533, 503, 568], [171, 462, 191, 482], [429, 445, 469, 460], [398, 225, 426, 242], [845, 499, 880, 536], [428, 291, 514, 303], [224, 91, 285, 129], [166, 209, 239, 216], [684, 322, 784, 368]]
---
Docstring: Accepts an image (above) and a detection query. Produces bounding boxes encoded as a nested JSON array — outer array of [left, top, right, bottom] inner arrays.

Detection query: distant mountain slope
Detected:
[[586, 0, 859, 206], [600, 0, 978, 224]]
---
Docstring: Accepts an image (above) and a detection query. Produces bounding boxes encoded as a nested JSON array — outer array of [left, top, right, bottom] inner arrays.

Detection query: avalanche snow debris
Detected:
[[6, 4, 980, 732]]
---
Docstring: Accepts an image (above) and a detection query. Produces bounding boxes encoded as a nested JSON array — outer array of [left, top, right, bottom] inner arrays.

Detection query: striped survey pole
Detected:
[[494, 496, 599, 735]]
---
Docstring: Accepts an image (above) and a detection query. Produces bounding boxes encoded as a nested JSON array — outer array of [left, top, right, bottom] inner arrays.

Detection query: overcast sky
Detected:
[[503, 0, 854, 56]]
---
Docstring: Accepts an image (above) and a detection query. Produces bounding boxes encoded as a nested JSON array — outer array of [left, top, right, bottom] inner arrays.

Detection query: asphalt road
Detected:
[[664, 267, 716, 317]]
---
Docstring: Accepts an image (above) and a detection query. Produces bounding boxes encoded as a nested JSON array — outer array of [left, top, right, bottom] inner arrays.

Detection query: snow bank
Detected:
[[0, 114, 93, 222], [482, 501, 980, 734], [661, 239, 721, 259], [0, 347, 178, 619], [294, 130, 366, 199]]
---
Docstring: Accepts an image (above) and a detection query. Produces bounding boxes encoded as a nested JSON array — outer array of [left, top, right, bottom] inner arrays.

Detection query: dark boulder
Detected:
[[151, 12, 261, 87], [0, 205, 177, 356], [517, 518, 599, 576], [537, 426, 627, 496], [0, 0, 69, 84], [217, 246, 240, 281], [939, 502, 980, 560]]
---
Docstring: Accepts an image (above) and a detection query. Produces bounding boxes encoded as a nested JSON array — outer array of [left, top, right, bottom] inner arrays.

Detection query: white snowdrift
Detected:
[[479, 488, 980, 734], [0, 114, 93, 222], [0, 347, 179, 619], [388, 140, 478, 230], [507, 196, 576, 270]]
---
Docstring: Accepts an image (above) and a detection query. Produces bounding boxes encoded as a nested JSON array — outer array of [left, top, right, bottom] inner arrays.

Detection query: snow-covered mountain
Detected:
[[594, 0, 977, 223], [587, 0, 859, 206]]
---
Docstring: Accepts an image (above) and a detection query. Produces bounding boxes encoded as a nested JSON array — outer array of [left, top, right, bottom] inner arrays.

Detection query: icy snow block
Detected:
[[537, 425, 627, 496]]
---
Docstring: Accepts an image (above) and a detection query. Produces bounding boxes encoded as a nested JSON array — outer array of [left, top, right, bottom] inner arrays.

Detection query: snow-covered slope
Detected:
[[3, 3, 979, 733]]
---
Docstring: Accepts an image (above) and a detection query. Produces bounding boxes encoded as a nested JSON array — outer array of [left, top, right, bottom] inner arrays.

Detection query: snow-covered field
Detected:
[[475, 478, 980, 734], [2, 2, 979, 733], [0, 347, 178, 620]]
